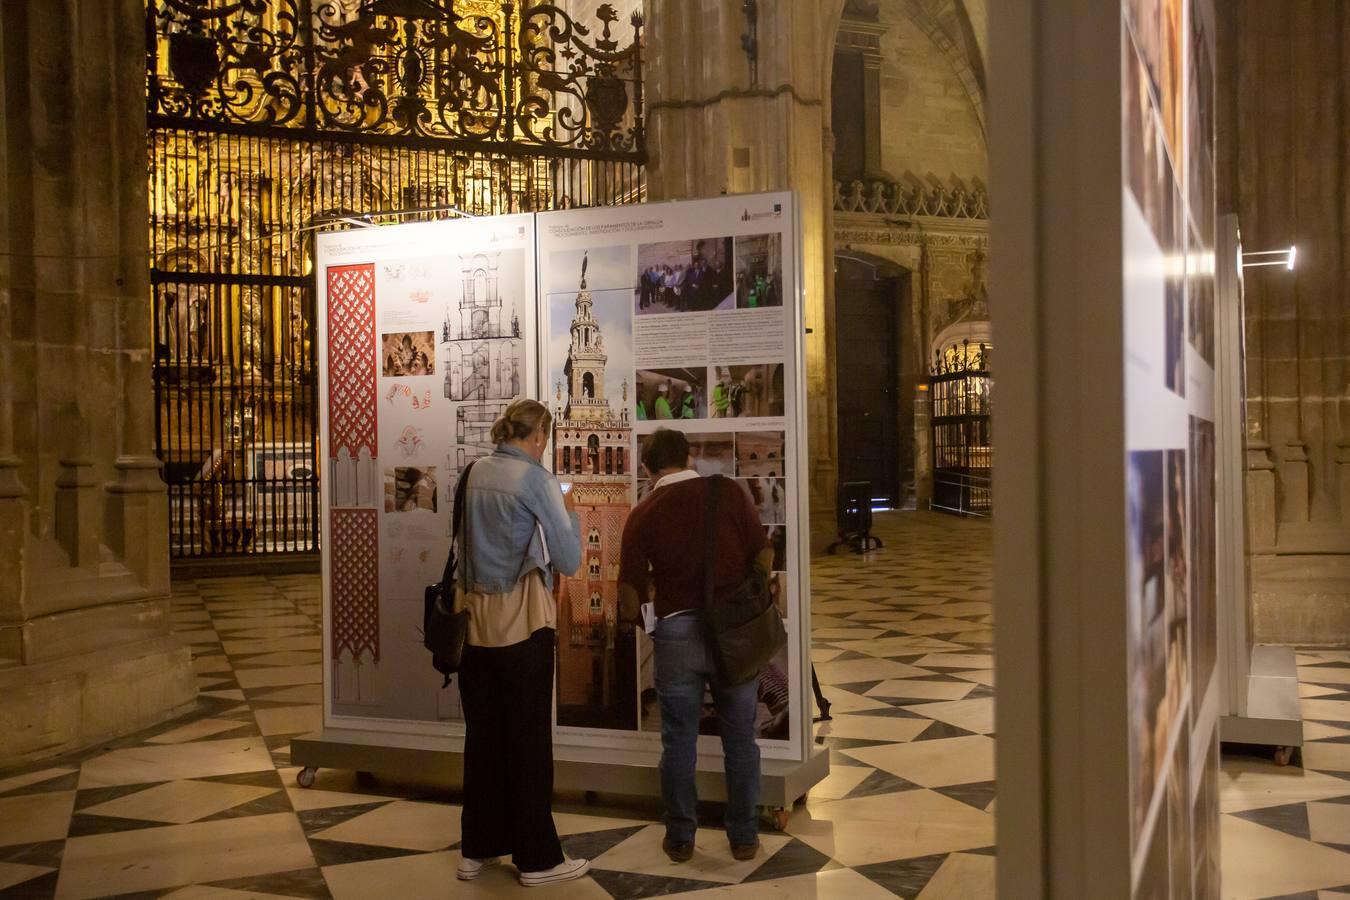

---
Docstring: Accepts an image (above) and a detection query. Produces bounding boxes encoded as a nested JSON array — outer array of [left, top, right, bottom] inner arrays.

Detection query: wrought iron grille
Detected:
[[929, 340, 992, 517], [148, 0, 645, 560]]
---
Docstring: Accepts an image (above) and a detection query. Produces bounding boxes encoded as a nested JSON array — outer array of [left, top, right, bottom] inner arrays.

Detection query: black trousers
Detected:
[[458, 628, 563, 873]]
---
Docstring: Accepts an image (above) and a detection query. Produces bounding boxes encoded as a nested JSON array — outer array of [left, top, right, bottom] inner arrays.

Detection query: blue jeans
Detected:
[[653, 613, 761, 845]]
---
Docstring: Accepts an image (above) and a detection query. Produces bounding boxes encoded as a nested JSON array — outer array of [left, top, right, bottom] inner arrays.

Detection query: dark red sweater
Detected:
[[620, 476, 768, 618]]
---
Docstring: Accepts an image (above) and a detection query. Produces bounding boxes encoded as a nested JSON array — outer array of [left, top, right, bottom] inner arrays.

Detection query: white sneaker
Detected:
[[519, 858, 590, 887], [457, 856, 500, 881]]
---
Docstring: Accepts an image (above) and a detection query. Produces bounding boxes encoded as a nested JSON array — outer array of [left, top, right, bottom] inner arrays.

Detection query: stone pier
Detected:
[[0, 0, 195, 767]]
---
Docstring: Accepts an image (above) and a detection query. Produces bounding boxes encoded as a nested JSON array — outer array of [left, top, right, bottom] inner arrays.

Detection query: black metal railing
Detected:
[[929, 339, 992, 518], [148, 1, 646, 559]]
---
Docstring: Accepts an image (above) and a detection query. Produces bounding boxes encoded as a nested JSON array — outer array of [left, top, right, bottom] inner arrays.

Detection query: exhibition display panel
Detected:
[[1122, 0, 1223, 893], [295, 193, 825, 809]]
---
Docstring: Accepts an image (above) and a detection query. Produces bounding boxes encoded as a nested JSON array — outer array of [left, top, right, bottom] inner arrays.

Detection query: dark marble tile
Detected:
[[855, 852, 950, 897], [199, 769, 286, 789], [0, 839, 65, 869], [911, 721, 979, 742], [815, 736, 897, 751], [207, 866, 333, 899], [305, 838, 423, 868], [742, 837, 833, 882], [200, 789, 293, 821], [297, 802, 394, 836], [0, 871, 58, 900], [831, 681, 883, 696], [561, 825, 646, 862], [587, 869, 723, 900], [841, 705, 929, 719], [844, 769, 924, 800], [67, 813, 166, 838], [0, 772, 81, 798], [1232, 802, 1311, 840], [935, 780, 997, 811]]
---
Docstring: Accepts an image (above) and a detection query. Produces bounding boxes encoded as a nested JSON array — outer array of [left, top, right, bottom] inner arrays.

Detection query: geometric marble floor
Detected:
[[0, 512, 1345, 898]]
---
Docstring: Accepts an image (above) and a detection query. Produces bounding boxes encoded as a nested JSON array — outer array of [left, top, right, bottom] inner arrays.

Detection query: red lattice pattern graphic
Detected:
[[331, 508, 380, 662], [327, 264, 378, 459]]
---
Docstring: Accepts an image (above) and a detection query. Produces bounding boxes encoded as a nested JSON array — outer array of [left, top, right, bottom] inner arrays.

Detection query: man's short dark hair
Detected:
[[642, 429, 690, 474]]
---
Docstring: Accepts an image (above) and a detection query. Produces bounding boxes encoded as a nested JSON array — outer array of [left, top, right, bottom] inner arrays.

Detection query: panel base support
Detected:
[[291, 728, 830, 809], [1220, 644, 1304, 749]]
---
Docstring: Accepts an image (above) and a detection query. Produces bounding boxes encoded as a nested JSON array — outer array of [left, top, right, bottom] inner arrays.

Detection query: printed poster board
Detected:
[[316, 215, 538, 735], [314, 193, 811, 766], [1122, 0, 1221, 893]]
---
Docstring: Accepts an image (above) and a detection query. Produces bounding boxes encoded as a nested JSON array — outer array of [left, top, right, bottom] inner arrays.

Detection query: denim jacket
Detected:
[[457, 443, 582, 593]]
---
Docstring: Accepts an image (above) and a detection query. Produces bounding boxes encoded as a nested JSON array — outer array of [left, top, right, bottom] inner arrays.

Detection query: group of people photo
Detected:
[[635, 237, 736, 314]]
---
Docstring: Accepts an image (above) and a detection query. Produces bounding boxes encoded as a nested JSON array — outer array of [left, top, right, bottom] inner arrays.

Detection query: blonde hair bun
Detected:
[[491, 398, 552, 445]]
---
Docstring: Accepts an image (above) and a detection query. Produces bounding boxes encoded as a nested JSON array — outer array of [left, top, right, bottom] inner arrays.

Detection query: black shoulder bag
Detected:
[[422, 461, 476, 687], [701, 474, 787, 686]]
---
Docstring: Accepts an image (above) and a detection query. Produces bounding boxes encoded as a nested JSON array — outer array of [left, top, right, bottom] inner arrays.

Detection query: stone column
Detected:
[[0, 0, 194, 767], [645, 0, 843, 547]]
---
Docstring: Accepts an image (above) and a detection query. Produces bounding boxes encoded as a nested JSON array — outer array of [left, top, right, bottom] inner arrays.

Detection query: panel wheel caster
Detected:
[[1273, 746, 1295, 767], [768, 807, 789, 832], [297, 767, 318, 789]]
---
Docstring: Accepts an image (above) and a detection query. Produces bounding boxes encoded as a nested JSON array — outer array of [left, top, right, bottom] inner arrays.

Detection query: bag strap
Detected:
[[440, 460, 477, 587], [703, 474, 722, 608]]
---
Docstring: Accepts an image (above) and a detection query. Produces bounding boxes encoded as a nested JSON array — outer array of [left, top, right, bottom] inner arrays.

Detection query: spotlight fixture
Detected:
[[1242, 246, 1298, 271]]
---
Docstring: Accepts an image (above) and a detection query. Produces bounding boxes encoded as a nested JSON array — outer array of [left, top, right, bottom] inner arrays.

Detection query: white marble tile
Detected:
[[816, 687, 892, 714], [222, 636, 322, 656], [950, 670, 996, 687], [1219, 758, 1350, 813], [1301, 698, 1350, 723], [147, 718, 249, 745], [251, 705, 321, 737], [917, 851, 996, 899], [903, 698, 995, 734], [591, 824, 791, 884], [1219, 816, 1350, 900], [1297, 666, 1350, 686], [805, 765, 875, 801], [813, 627, 888, 641], [78, 738, 274, 788], [0, 791, 75, 847], [814, 658, 933, 685], [313, 800, 461, 851], [54, 813, 313, 900], [842, 736, 995, 788], [1301, 683, 1345, 699], [912, 653, 995, 670], [1307, 801, 1350, 846], [551, 812, 653, 836], [1304, 721, 1350, 741], [0, 861, 53, 892], [82, 780, 277, 824], [788, 790, 993, 867], [675, 867, 898, 899], [162, 885, 301, 900], [814, 713, 931, 743], [323, 850, 611, 899], [866, 679, 975, 702], [232, 651, 323, 667], [1302, 741, 1350, 773], [234, 665, 322, 689], [0, 766, 76, 796]]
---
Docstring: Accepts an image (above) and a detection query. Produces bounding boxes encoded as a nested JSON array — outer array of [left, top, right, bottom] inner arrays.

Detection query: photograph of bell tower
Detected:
[[549, 248, 639, 731]]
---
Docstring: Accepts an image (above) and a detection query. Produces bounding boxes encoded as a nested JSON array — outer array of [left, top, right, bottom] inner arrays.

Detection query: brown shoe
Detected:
[[731, 840, 760, 861], [663, 837, 694, 863]]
